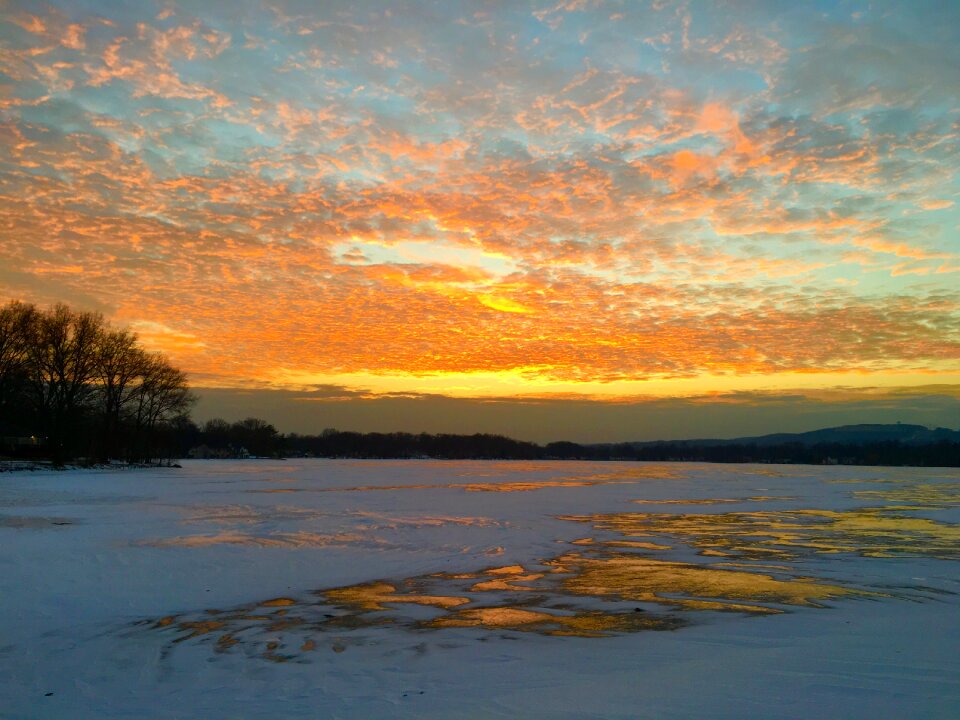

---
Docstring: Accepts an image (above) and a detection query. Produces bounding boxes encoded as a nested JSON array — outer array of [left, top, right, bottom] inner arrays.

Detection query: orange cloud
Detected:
[[2, 2, 958, 402]]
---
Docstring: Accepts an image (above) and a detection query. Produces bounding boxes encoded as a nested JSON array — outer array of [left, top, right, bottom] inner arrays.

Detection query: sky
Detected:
[[1, 0, 958, 441]]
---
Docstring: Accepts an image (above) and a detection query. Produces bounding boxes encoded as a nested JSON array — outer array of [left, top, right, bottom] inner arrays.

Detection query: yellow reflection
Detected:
[[632, 496, 795, 505], [562, 502, 960, 560], [427, 607, 682, 637], [430, 607, 553, 627], [551, 554, 863, 613], [174, 620, 226, 641], [470, 573, 544, 592], [250, 471, 682, 494], [462, 481, 597, 492], [853, 483, 960, 507], [145, 537, 880, 663], [324, 581, 470, 612]]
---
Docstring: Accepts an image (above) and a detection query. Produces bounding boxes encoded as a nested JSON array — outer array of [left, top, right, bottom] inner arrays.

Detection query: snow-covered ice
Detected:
[[2, 459, 959, 719]]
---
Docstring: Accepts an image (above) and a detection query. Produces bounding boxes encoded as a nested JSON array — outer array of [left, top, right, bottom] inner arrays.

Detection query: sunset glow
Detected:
[[2, 1, 958, 434]]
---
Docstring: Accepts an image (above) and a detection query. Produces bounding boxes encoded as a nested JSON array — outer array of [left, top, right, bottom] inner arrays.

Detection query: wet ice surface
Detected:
[[2, 460, 959, 719]]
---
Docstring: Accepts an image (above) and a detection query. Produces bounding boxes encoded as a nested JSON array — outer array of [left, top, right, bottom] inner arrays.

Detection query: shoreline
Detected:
[[0, 460, 181, 473]]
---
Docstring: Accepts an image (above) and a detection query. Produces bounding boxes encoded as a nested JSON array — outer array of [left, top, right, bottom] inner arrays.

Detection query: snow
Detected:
[[2, 459, 959, 719]]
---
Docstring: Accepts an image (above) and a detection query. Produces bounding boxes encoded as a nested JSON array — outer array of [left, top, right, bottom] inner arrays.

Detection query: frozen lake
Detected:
[[2, 459, 959, 719]]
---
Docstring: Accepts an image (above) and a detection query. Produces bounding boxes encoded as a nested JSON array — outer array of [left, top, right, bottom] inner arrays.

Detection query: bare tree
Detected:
[[94, 328, 148, 462], [24, 304, 106, 463], [1, 301, 197, 464], [0, 301, 39, 435], [131, 354, 195, 462]]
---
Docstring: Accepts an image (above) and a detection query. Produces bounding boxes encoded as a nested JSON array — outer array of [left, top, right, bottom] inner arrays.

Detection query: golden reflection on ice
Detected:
[[550, 553, 865, 613], [631, 496, 795, 505], [143, 543, 868, 660], [324, 581, 470, 612], [469, 572, 544, 592], [248, 482, 621, 493], [139, 472, 959, 663], [462, 481, 597, 492], [853, 483, 960, 507], [143, 557, 698, 658], [427, 607, 682, 637], [561, 500, 960, 561], [242, 464, 683, 495], [172, 620, 226, 641]]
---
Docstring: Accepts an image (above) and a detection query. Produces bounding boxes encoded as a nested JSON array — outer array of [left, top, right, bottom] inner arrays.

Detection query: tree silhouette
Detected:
[[0, 300, 195, 464]]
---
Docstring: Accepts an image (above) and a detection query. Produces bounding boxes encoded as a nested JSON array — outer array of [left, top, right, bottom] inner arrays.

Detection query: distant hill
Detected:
[[626, 424, 960, 449]]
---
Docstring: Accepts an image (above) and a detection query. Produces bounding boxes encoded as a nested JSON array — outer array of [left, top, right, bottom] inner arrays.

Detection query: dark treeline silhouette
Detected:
[[284, 430, 541, 460], [0, 301, 194, 464], [275, 429, 960, 466], [588, 440, 960, 467], [165, 421, 960, 466]]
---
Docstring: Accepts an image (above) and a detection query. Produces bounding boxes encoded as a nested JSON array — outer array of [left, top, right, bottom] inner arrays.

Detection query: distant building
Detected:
[[2, 436, 44, 447]]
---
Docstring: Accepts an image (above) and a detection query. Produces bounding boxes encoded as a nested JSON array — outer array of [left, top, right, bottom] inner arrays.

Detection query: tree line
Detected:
[[280, 432, 959, 466], [0, 301, 194, 464], [284, 430, 542, 459], [547, 439, 960, 467], [126, 421, 960, 468]]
